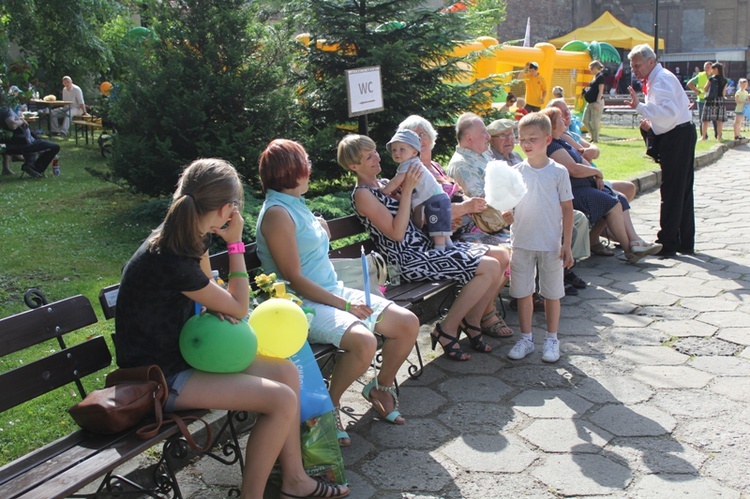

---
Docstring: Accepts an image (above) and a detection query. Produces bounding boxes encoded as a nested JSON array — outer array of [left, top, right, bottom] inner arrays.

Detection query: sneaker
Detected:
[[542, 338, 560, 363], [508, 338, 535, 360], [564, 283, 578, 296], [21, 163, 43, 178]]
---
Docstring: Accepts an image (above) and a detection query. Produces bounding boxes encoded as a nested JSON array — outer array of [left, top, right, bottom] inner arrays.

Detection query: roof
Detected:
[[548, 11, 665, 51]]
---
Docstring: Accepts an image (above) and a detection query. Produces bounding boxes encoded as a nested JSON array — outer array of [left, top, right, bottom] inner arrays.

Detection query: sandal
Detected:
[[591, 242, 615, 256], [333, 406, 351, 447], [430, 322, 470, 361], [480, 311, 513, 338], [361, 377, 404, 424], [460, 319, 491, 352], [281, 477, 350, 498]]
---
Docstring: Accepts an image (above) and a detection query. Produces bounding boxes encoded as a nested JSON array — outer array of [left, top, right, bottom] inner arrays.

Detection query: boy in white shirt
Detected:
[[507, 113, 574, 363]]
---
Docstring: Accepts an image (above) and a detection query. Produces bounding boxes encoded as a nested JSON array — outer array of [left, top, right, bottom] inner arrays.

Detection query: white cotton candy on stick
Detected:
[[484, 160, 527, 212]]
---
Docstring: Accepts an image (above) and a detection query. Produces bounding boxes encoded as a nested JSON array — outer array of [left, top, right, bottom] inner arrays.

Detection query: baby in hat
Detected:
[[382, 129, 453, 251]]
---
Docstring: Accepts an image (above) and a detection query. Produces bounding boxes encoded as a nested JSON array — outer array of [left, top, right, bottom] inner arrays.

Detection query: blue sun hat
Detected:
[[386, 129, 422, 156]]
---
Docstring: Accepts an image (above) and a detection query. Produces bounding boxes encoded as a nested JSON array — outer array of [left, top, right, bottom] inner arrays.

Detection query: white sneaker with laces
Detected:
[[542, 338, 560, 363], [508, 338, 535, 360]]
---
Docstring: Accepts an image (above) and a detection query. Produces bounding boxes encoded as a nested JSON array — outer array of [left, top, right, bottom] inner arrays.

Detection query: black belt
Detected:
[[673, 121, 693, 130]]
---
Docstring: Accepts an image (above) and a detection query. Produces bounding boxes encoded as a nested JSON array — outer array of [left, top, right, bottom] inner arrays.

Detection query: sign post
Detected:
[[345, 66, 384, 136]]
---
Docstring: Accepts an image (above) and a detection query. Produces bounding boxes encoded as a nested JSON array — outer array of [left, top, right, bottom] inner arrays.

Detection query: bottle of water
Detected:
[[52, 156, 60, 176]]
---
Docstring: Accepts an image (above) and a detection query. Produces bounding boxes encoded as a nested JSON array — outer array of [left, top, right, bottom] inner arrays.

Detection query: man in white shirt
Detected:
[[626, 44, 696, 257], [51, 76, 85, 136]]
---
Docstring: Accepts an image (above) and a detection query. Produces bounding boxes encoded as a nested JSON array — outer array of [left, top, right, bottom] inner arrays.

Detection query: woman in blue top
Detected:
[[256, 139, 419, 448]]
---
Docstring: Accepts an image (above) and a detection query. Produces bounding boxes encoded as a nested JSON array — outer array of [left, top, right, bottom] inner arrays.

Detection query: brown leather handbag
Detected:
[[69, 365, 211, 451]]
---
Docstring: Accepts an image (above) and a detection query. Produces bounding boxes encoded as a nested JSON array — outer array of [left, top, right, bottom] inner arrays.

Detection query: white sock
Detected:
[[546, 331, 558, 340], [521, 332, 533, 342], [434, 244, 445, 251]]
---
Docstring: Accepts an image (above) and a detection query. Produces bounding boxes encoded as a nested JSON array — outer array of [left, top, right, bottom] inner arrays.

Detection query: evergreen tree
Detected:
[[109, 0, 299, 196], [290, 0, 499, 178]]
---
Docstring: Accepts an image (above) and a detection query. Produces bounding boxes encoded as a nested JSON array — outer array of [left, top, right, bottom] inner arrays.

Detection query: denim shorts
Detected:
[[164, 369, 193, 412]]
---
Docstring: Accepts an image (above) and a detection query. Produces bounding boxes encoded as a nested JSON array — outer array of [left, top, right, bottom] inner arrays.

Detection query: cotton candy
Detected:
[[484, 160, 527, 212]]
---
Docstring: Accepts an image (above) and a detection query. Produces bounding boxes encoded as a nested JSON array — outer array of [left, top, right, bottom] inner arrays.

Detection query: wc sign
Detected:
[[346, 66, 384, 117]]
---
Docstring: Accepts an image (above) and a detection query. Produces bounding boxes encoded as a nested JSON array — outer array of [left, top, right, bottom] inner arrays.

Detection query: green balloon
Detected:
[[179, 314, 257, 373]]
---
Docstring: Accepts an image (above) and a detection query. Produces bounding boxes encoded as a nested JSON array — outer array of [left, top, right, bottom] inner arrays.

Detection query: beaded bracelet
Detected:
[[227, 272, 249, 279]]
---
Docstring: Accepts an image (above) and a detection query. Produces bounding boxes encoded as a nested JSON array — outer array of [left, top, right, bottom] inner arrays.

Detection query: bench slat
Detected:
[[0, 337, 112, 412], [0, 295, 98, 356], [0, 410, 209, 499], [327, 215, 366, 240]]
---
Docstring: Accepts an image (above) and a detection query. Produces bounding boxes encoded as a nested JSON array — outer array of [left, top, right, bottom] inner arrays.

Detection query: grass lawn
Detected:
[[0, 125, 725, 465]]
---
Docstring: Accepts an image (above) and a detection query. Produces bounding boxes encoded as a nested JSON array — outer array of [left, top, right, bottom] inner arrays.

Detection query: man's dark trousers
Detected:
[[656, 123, 697, 253]]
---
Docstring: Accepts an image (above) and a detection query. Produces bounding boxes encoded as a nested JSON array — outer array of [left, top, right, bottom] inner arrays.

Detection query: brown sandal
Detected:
[[591, 242, 615, 257], [481, 310, 513, 338]]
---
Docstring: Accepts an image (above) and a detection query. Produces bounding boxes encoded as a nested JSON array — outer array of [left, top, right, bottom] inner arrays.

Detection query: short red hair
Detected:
[[258, 139, 311, 193]]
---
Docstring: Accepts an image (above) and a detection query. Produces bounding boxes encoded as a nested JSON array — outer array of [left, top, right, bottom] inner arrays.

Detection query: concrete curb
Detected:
[[632, 139, 741, 196]]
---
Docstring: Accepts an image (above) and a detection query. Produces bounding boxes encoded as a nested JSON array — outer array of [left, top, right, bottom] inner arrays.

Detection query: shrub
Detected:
[[109, 0, 300, 197]]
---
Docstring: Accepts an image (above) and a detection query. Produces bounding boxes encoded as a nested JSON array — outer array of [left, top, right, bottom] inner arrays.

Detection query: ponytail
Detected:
[[149, 158, 243, 257]]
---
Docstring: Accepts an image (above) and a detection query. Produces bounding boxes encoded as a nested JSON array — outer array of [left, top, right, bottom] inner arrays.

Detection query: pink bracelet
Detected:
[[227, 242, 245, 255]]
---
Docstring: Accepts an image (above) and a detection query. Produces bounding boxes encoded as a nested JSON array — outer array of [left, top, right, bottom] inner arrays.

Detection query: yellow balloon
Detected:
[[248, 298, 308, 358]]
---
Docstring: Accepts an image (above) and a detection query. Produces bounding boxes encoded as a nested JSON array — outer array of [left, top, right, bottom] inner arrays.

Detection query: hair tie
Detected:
[[183, 192, 194, 200]]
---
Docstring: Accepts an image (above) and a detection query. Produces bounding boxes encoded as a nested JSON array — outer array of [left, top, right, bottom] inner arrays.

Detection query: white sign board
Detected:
[[346, 66, 384, 117]]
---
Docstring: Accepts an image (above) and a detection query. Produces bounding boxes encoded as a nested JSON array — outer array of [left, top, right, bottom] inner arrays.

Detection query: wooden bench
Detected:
[[0, 294, 252, 499], [72, 119, 104, 146]]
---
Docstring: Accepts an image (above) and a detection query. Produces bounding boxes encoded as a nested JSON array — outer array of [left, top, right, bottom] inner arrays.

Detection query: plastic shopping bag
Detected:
[[301, 411, 348, 485]]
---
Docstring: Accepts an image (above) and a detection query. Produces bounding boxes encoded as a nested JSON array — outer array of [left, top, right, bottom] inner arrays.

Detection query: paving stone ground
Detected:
[[175, 144, 750, 498]]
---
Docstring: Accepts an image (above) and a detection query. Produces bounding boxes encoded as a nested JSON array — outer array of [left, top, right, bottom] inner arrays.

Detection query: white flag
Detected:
[[523, 17, 531, 47]]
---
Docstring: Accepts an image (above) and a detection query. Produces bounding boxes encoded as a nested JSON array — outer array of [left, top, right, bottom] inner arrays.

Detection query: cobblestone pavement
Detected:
[[177, 144, 750, 498]]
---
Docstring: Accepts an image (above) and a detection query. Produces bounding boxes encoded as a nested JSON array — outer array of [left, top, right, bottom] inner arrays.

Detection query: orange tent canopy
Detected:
[[548, 11, 665, 51]]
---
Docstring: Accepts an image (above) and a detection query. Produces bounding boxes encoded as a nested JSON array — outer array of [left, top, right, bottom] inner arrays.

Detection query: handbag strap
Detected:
[[136, 409, 213, 453]]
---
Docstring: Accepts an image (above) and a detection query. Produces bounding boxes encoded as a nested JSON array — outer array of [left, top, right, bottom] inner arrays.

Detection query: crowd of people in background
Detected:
[[3, 42, 746, 498]]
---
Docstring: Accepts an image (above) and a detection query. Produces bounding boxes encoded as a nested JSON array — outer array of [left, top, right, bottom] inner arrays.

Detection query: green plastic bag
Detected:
[[301, 411, 347, 485]]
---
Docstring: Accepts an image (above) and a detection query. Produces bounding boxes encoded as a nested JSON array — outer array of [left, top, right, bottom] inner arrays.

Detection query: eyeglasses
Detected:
[[231, 200, 241, 208]]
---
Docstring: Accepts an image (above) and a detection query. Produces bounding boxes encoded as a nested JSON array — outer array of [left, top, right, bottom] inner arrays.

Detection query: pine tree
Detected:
[[291, 0, 499, 177]]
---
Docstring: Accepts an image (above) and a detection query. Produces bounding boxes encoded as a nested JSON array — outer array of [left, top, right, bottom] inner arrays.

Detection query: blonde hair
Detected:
[[552, 86, 564, 98], [337, 134, 377, 170], [150, 158, 243, 258], [589, 61, 604, 71], [519, 112, 552, 136]]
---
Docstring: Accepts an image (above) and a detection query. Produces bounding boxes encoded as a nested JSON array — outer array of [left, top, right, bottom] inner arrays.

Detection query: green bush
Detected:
[[109, 0, 301, 196]]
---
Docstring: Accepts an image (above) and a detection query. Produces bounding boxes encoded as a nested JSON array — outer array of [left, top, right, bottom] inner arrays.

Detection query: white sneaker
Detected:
[[508, 338, 535, 360], [542, 338, 560, 363]]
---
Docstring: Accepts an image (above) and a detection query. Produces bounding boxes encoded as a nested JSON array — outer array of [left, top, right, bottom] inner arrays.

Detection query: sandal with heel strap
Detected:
[[333, 406, 351, 447], [480, 310, 513, 338], [431, 322, 470, 361], [460, 319, 491, 352], [280, 476, 350, 498], [361, 377, 404, 424]]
